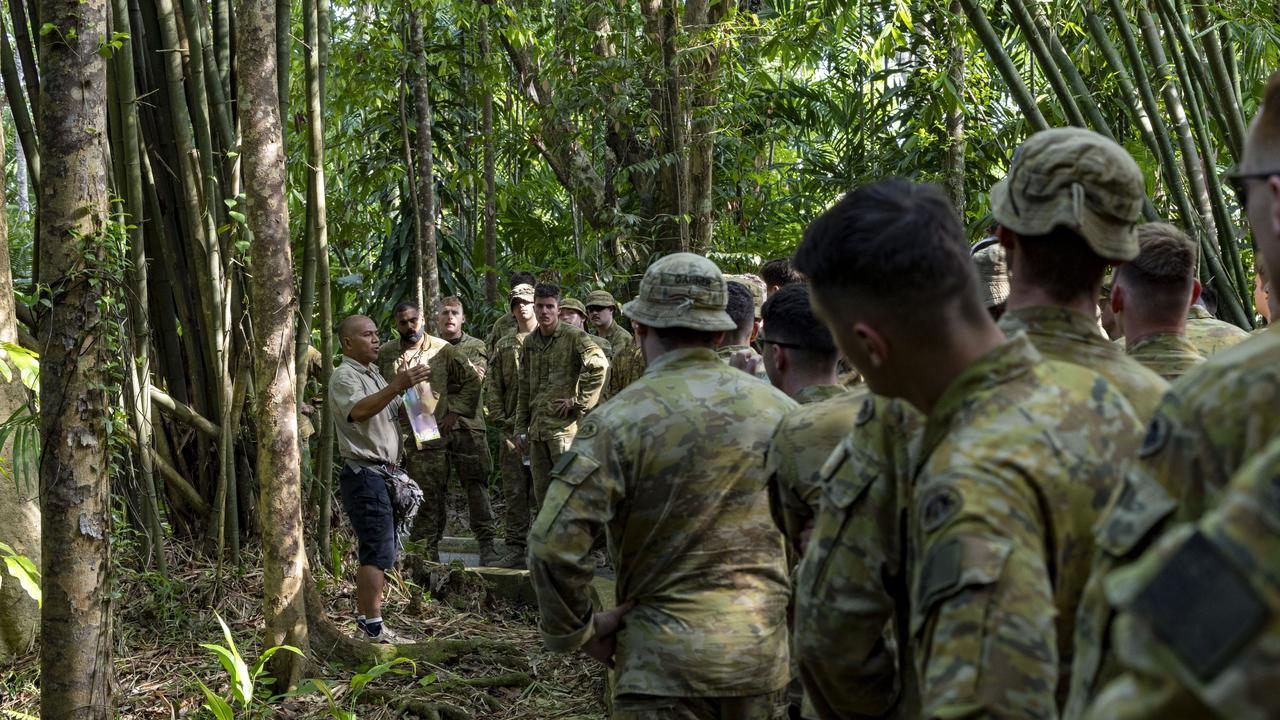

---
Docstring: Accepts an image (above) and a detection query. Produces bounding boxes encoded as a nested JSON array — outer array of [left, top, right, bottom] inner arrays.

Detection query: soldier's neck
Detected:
[[594, 320, 614, 333], [440, 329, 463, 342], [400, 332, 428, 350], [784, 370, 840, 399], [1006, 279, 1101, 320], [1122, 311, 1187, 350], [515, 316, 537, 334], [538, 320, 559, 337]]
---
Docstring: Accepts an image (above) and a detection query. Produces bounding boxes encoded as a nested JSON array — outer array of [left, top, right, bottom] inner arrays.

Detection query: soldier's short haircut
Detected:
[[440, 296, 464, 312], [1116, 223, 1197, 317], [392, 301, 419, 316], [760, 258, 802, 288], [534, 283, 562, 301], [726, 282, 756, 335], [1014, 227, 1111, 304], [760, 284, 838, 363], [795, 179, 979, 322], [510, 270, 538, 287], [1199, 284, 1220, 316]]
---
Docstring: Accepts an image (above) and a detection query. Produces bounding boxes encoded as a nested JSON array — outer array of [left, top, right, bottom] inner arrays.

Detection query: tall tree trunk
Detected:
[[480, 18, 496, 307], [409, 11, 440, 317], [237, 0, 309, 690], [943, 0, 965, 212], [37, 0, 114, 712], [0, 104, 38, 661]]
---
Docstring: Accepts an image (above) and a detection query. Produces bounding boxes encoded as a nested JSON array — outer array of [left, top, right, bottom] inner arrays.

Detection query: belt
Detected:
[[343, 458, 403, 475]]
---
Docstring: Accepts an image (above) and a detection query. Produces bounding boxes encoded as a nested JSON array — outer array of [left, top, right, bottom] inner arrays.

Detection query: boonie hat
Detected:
[[623, 253, 737, 332], [584, 290, 618, 309], [560, 298, 588, 317], [990, 127, 1145, 262], [725, 274, 765, 319], [509, 284, 535, 303], [971, 237, 1010, 309]]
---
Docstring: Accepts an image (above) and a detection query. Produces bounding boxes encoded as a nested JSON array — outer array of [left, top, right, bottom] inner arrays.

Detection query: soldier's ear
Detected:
[[1110, 283, 1125, 316], [1188, 279, 1202, 309], [852, 321, 887, 370]]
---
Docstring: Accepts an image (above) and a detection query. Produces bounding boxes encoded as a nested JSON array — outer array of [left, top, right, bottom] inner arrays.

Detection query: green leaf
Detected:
[[196, 679, 235, 720], [3, 554, 41, 607], [250, 644, 304, 681], [351, 656, 416, 694]]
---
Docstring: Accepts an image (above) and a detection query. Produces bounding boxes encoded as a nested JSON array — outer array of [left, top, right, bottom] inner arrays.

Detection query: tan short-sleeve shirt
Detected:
[[330, 356, 403, 464]]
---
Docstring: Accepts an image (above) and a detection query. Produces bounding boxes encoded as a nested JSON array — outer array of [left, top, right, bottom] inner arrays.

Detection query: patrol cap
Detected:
[[623, 253, 737, 332], [560, 298, 588, 317], [990, 127, 1145, 262], [584, 290, 618, 309], [725, 274, 765, 319], [509, 283, 535, 304], [971, 237, 1010, 308]]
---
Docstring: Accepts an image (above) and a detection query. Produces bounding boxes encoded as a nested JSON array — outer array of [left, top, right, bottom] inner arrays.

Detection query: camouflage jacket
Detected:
[[1000, 305, 1168, 421], [486, 312, 517, 352], [609, 342, 647, 397], [586, 335, 614, 403], [1065, 328, 1280, 716], [1125, 332, 1204, 382], [486, 329, 531, 433], [910, 334, 1142, 718], [446, 332, 489, 431], [1184, 305, 1250, 356], [528, 347, 796, 697], [1083, 437, 1280, 720], [377, 334, 480, 443], [794, 394, 923, 720], [596, 321, 634, 356], [765, 383, 855, 557], [717, 343, 769, 381], [516, 321, 608, 441]]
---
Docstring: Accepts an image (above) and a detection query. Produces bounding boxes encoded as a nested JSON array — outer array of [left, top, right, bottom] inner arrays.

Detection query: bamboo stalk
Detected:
[[150, 385, 221, 438], [1003, 0, 1086, 127], [956, 0, 1047, 131], [0, 12, 40, 188]]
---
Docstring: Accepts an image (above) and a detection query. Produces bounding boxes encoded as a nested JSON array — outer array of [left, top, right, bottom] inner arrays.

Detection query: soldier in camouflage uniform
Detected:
[[585, 289, 635, 354], [486, 270, 538, 351], [1081, 437, 1280, 720], [377, 302, 487, 564], [992, 127, 1169, 422], [1109, 224, 1206, 381], [435, 297, 500, 565], [486, 285, 539, 568], [608, 340, 647, 397], [560, 297, 616, 403], [1068, 69, 1280, 720], [529, 252, 795, 719], [1185, 302, 1251, 355], [717, 281, 769, 380], [760, 283, 852, 557], [515, 283, 609, 511], [794, 179, 1142, 718]]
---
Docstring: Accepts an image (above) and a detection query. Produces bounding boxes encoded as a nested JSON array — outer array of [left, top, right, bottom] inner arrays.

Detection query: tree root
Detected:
[[360, 688, 468, 720]]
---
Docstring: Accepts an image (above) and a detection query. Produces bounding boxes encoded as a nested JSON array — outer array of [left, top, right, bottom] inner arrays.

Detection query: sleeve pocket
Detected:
[[531, 452, 601, 539]]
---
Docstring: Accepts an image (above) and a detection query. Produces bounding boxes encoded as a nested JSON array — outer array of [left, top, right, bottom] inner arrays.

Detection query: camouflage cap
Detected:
[[971, 237, 1010, 308], [584, 290, 618, 309], [623, 253, 737, 332], [509, 283, 535, 303], [560, 297, 588, 317], [726, 274, 765, 319], [990, 127, 1145, 262]]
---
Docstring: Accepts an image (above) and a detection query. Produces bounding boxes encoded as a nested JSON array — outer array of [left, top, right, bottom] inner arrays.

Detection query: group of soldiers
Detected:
[[329, 71, 1280, 718]]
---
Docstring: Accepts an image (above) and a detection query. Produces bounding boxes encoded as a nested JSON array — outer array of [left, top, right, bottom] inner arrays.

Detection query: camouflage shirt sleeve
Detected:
[[911, 467, 1059, 720], [528, 429, 623, 652], [573, 333, 609, 414], [444, 344, 480, 420], [485, 338, 512, 431], [516, 342, 532, 436]]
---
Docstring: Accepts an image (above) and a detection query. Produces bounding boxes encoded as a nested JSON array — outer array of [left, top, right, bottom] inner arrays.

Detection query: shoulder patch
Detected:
[[1138, 415, 1170, 458], [855, 397, 876, 426], [919, 485, 963, 533], [918, 538, 963, 609], [577, 418, 600, 439], [1130, 531, 1267, 682]]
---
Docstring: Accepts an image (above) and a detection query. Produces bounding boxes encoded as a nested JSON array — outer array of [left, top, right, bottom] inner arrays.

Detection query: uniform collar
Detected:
[[340, 355, 380, 377], [794, 383, 848, 404], [1001, 305, 1104, 342], [921, 333, 1041, 460], [1128, 332, 1199, 355], [644, 346, 719, 375], [1187, 305, 1214, 321]]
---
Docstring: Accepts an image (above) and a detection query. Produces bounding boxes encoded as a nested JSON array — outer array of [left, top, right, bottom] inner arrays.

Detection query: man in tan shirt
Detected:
[[330, 315, 428, 642]]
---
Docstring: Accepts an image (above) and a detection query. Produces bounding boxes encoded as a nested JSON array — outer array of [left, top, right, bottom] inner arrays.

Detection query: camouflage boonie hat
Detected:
[[623, 253, 737, 332], [990, 127, 1145, 262], [726, 274, 765, 319], [971, 237, 1010, 308], [509, 283, 535, 303], [584, 290, 618, 309], [560, 297, 588, 317]]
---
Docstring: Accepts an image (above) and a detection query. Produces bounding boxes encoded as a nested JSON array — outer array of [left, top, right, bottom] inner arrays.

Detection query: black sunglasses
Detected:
[[759, 337, 803, 350], [1226, 170, 1280, 207]]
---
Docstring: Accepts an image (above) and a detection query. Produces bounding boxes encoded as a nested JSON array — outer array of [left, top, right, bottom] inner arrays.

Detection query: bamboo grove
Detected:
[[0, 0, 1277, 712]]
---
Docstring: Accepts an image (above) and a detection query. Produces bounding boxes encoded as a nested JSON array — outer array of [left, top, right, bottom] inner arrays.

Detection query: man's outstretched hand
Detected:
[[582, 601, 636, 669]]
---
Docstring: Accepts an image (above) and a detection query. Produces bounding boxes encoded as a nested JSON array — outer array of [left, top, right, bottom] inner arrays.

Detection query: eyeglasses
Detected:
[[1226, 170, 1280, 207], [759, 337, 804, 350], [585, 306, 609, 312]]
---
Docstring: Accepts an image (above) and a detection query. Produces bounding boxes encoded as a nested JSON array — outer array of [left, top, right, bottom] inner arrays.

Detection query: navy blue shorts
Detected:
[[338, 465, 396, 570]]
